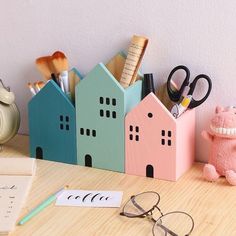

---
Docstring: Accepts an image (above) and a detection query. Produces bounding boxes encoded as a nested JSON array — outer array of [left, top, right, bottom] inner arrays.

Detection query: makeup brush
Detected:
[[51, 73, 60, 87], [51, 51, 69, 93], [34, 82, 40, 93], [38, 81, 45, 90], [35, 56, 55, 81], [27, 83, 36, 97]]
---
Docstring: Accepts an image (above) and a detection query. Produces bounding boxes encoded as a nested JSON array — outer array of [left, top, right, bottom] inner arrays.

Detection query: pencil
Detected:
[[18, 185, 68, 225]]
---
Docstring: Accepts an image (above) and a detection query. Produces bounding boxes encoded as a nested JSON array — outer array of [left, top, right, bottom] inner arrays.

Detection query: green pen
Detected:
[[18, 185, 68, 225]]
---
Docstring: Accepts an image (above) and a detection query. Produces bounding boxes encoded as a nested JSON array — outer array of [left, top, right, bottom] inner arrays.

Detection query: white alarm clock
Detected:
[[0, 80, 20, 148]]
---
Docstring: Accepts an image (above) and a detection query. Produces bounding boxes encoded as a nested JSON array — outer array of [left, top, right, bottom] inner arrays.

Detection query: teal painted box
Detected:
[[28, 80, 77, 164], [75, 63, 142, 172]]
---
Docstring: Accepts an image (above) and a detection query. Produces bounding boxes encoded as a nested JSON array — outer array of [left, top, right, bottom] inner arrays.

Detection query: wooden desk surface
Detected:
[[1, 135, 236, 236]]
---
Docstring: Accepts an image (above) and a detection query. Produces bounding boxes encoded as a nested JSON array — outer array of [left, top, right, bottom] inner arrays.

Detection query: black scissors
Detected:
[[167, 65, 212, 109]]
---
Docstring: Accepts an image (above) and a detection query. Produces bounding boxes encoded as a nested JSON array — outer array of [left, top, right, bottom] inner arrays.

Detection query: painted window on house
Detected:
[[161, 130, 172, 146], [129, 125, 139, 141], [80, 128, 97, 137], [59, 115, 70, 131], [99, 96, 117, 119]]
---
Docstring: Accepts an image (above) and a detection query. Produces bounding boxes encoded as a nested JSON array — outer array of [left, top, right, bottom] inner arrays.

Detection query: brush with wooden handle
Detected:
[[51, 51, 69, 93]]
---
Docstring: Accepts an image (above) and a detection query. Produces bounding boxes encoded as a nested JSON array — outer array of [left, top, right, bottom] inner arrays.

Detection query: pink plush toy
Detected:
[[202, 106, 236, 185]]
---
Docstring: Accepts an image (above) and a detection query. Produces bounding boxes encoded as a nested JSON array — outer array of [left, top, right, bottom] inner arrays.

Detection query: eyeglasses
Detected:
[[120, 191, 194, 236]]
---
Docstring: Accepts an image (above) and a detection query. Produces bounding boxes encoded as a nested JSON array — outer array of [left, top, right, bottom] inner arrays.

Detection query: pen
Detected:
[[18, 185, 68, 225], [142, 73, 155, 98], [171, 95, 192, 118]]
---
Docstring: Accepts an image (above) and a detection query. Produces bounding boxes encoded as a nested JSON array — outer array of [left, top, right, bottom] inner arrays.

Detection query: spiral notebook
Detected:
[[0, 158, 36, 235]]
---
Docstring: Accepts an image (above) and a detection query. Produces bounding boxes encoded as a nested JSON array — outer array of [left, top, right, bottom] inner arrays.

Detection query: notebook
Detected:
[[0, 157, 36, 235]]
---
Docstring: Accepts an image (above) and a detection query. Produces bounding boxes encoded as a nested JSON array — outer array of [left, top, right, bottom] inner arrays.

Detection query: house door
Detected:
[[146, 165, 154, 178], [85, 155, 92, 167], [36, 147, 43, 159]]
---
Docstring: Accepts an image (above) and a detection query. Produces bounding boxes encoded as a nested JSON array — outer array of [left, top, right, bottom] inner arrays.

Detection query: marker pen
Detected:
[[171, 95, 192, 118]]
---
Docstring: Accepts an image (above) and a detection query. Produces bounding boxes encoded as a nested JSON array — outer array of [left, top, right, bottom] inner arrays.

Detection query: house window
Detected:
[[130, 125, 133, 131], [112, 98, 116, 106], [92, 130, 96, 137], [129, 125, 140, 141], [99, 96, 117, 119], [59, 115, 70, 131], [161, 129, 172, 146], [99, 97, 104, 104], [86, 129, 90, 136], [80, 128, 84, 135], [112, 111, 116, 119], [80, 128, 97, 138], [106, 110, 110, 118]]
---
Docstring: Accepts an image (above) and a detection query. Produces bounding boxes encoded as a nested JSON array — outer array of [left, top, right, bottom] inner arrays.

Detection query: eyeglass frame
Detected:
[[120, 191, 195, 236]]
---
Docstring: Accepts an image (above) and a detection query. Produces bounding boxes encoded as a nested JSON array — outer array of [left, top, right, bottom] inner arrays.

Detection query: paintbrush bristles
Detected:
[[35, 56, 55, 80], [51, 51, 69, 74], [37, 81, 45, 89]]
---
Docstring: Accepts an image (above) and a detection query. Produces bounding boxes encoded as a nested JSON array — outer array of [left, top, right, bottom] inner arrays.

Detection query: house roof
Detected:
[[75, 63, 137, 94], [29, 80, 74, 110], [126, 92, 176, 123]]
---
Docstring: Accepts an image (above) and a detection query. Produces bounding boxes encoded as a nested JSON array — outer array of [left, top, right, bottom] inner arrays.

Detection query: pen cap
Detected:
[[142, 73, 155, 98]]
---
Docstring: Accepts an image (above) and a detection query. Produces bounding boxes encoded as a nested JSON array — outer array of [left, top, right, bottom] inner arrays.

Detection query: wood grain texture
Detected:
[[1, 135, 236, 236]]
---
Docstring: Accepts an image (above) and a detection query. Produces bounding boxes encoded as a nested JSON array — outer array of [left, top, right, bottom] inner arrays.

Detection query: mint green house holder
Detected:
[[28, 80, 77, 164], [75, 63, 142, 172]]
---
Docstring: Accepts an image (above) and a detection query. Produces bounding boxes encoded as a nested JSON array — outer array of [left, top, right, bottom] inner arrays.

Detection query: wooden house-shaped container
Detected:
[[28, 80, 77, 164], [125, 93, 195, 181], [75, 63, 142, 172]]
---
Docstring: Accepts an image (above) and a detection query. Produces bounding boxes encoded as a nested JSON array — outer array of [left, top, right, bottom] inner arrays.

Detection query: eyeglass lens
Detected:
[[152, 211, 194, 236], [122, 191, 160, 217]]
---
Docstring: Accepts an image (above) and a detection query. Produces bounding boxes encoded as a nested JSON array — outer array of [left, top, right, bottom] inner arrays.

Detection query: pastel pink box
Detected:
[[125, 93, 195, 181]]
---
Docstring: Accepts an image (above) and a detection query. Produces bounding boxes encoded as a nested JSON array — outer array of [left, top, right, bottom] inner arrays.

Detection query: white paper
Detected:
[[55, 190, 123, 208]]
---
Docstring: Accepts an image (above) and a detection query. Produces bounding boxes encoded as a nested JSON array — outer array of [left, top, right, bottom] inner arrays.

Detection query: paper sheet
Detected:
[[0, 158, 36, 234], [0, 157, 36, 176], [56, 190, 123, 208]]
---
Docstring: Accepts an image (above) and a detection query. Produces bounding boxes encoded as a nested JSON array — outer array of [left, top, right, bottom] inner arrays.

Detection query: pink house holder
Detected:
[[125, 93, 195, 181]]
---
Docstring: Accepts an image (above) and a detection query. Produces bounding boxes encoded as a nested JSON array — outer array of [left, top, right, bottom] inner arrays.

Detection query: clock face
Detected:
[[0, 103, 20, 145]]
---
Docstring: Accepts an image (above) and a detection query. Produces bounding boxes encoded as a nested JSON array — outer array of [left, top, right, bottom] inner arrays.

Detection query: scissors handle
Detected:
[[187, 74, 212, 109], [167, 65, 190, 102]]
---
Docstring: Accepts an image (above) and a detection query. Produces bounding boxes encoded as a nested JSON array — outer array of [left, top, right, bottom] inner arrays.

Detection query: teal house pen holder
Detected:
[[28, 80, 77, 164], [75, 63, 142, 172]]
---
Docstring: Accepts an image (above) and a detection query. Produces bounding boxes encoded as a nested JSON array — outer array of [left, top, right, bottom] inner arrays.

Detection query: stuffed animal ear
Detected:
[[215, 106, 224, 113]]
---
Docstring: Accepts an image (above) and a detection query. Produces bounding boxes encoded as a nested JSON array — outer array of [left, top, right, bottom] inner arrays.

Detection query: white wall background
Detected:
[[1, 0, 236, 162]]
